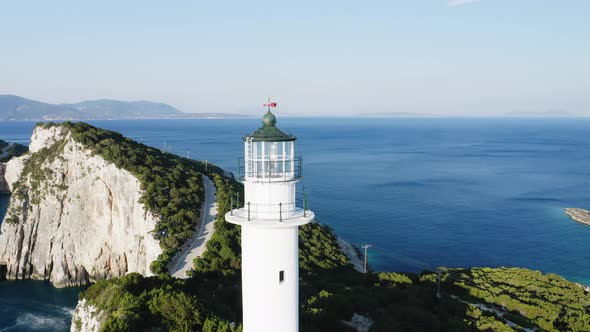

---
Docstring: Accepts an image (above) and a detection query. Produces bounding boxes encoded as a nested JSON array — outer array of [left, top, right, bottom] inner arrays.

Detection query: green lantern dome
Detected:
[[262, 111, 277, 126], [245, 110, 296, 142]]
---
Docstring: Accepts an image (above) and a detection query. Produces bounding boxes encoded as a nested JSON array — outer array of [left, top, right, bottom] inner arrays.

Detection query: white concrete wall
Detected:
[[241, 226, 299, 332], [244, 181, 297, 219]]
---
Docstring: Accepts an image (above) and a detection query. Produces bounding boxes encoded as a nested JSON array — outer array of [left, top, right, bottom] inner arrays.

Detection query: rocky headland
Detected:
[[564, 208, 590, 226], [0, 122, 218, 287], [1, 123, 588, 332], [0, 125, 162, 287]]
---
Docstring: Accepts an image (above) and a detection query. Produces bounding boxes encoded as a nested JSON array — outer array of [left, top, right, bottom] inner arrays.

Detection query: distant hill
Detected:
[[0, 95, 249, 121]]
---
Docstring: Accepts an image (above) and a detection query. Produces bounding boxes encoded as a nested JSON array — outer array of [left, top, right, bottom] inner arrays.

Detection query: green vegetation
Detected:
[[190, 173, 242, 277], [80, 172, 590, 331], [301, 267, 590, 332], [81, 273, 240, 332], [0, 139, 28, 162], [56, 123, 589, 331], [80, 177, 243, 332], [442, 267, 590, 331]]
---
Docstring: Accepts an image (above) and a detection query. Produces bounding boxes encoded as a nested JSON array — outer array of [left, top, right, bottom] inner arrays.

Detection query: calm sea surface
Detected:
[[1, 117, 590, 330]]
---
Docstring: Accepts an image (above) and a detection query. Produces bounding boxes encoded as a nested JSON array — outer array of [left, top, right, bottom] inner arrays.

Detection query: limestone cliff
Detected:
[[71, 299, 105, 332], [0, 125, 161, 287]]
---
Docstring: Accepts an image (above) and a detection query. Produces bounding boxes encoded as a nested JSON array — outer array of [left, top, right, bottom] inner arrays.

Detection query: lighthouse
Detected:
[[226, 101, 314, 332]]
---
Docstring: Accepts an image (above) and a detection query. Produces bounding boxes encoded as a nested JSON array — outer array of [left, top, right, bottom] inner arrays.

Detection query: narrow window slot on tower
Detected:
[[279, 270, 285, 283]]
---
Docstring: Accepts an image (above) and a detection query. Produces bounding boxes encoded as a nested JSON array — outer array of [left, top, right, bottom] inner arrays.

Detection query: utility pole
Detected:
[[205, 160, 208, 171], [362, 244, 371, 273]]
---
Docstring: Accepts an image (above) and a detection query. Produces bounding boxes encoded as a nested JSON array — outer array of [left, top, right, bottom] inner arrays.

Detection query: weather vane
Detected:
[[263, 97, 277, 112]]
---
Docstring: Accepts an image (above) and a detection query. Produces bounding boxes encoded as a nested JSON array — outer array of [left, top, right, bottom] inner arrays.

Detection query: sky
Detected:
[[0, 0, 589, 116]]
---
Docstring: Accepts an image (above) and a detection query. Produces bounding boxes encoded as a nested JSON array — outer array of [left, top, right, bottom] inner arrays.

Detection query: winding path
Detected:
[[169, 175, 217, 278]]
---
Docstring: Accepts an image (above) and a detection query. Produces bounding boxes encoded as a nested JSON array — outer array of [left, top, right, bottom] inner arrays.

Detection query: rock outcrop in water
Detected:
[[565, 208, 590, 226], [0, 125, 161, 287]]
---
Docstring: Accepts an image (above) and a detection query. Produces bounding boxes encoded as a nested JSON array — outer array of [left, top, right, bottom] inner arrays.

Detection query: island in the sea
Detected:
[[565, 208, 590, 226]]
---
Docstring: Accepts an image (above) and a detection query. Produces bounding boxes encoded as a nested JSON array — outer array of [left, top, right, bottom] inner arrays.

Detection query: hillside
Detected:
[[73, 175, 590, 332], [1, 122, 587, 331], [0, 122, 228, 286], [0, 95, 249, 120]]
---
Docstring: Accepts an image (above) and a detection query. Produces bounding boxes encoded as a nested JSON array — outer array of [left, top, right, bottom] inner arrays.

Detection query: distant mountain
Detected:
[[66, 99, 186, 119], [0, 95, 249, 121]]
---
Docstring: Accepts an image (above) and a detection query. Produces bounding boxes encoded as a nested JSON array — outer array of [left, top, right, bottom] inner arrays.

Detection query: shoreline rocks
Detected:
[[71, 298, 105, 332], [564, 208, 590, 226], [337, 237, 364, 273]]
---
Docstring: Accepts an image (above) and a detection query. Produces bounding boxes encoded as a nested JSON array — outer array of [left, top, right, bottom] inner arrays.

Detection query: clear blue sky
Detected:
[[1, 0, 588, 116]]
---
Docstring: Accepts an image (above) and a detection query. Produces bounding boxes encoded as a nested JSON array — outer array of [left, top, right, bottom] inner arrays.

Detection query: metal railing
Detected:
[[237, 156, 302, 182], [230, 192, 309, 222]]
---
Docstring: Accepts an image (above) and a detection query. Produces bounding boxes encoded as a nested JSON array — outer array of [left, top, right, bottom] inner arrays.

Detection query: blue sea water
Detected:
[[1, 117, 590, 330], [0, 281, 79, 332]]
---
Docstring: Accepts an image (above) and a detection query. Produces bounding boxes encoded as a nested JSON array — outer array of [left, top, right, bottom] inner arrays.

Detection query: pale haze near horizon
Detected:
[[1, 0, 588, 117]]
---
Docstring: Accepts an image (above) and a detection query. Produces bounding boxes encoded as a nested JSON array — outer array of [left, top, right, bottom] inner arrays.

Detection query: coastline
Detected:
[[337, 237, 364, 273]]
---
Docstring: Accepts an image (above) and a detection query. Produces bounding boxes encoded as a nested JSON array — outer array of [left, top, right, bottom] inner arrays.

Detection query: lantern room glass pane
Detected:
[[248, 141, 295, 179]]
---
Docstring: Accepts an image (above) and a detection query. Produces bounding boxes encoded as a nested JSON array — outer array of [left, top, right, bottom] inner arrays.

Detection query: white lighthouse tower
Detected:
[[226, 101, 314, 332]]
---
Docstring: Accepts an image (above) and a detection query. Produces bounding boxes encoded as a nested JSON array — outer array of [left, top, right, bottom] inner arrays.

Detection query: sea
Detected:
[[1, 117, 590, 330]]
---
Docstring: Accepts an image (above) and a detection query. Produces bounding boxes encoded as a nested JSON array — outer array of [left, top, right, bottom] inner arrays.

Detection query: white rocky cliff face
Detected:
[[70, 299, 105, 332], [0, 125, 161, 287], [71, 299, 105, 332]]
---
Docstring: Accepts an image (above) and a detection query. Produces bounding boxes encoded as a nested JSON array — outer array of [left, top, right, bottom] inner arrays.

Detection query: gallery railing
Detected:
[[229, 192, 309, 222]]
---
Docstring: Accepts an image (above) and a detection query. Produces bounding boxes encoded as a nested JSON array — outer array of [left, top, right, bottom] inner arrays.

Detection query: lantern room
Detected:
[[241, 110, 301, 182]]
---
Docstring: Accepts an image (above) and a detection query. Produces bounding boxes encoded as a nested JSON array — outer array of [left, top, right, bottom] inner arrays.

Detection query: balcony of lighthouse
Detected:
[[225, 198, 314, 228]]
